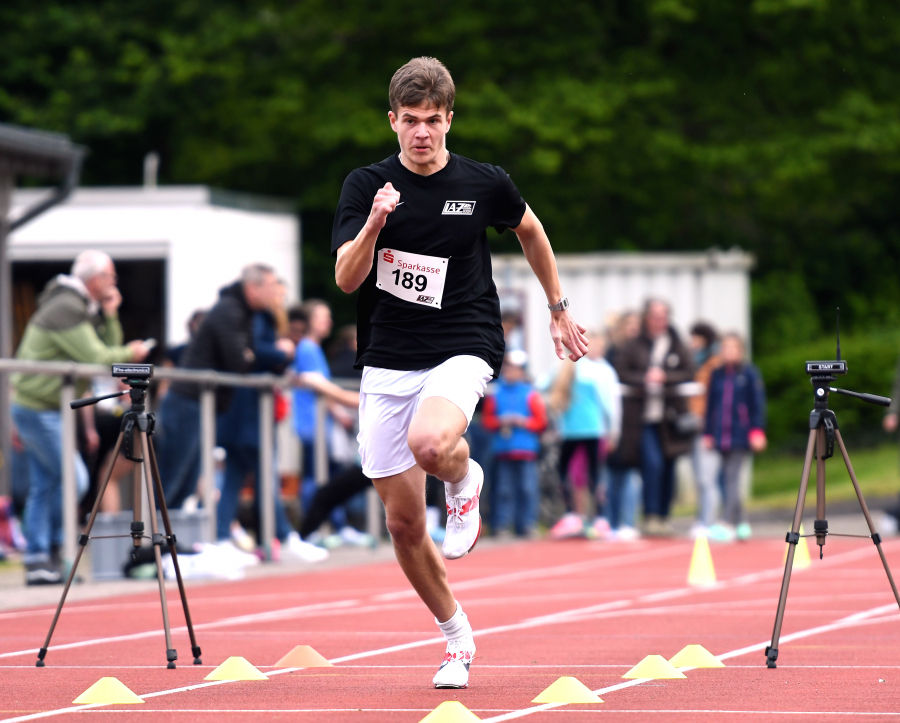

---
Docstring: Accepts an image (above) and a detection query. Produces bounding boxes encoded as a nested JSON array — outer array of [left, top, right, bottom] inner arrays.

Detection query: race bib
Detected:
[[375, 248, 448, 309]]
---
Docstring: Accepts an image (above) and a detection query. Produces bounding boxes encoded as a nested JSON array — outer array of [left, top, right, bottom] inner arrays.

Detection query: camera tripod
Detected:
[[765, 367, 900, 668], [36, 364, 202, 669]]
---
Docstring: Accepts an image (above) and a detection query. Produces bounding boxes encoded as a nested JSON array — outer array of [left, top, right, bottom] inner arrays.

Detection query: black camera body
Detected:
[[112, 363, 153, 379]]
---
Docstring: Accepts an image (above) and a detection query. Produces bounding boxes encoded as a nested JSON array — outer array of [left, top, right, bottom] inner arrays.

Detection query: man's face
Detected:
[[245, 273, 280, 311], [388, 104, 452, 170], [645, 303, 669, 339], [308, 305, 332, 341], [85, 260, 117, 302]]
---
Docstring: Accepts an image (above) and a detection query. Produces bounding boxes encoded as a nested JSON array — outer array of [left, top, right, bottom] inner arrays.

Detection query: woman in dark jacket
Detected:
[[614, 300, 696, 536], [704, 332, 767, 540]]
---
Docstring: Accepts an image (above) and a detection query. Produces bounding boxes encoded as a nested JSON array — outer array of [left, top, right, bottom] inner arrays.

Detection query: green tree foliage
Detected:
[[2, 0, 900, 336], [758, 331, 900, 450]]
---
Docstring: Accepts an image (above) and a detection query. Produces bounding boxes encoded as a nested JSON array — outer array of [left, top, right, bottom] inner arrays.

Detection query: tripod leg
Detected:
[[767, 429, 816, 669], [814, 427, 828, 558], [137, 432, 178, 669], [147, 436, 202, 665], [37, 432, 126, 667], [835, 431, 900, 612], [132, 447, 143, 552]]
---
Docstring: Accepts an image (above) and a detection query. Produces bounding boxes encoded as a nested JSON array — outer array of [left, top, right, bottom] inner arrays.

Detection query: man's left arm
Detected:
[[98, 314, 124, 348], [511, 205, 589, 361]]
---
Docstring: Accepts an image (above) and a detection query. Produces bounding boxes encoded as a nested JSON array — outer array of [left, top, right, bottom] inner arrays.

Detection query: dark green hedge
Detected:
[[757, 332, 900, 451]]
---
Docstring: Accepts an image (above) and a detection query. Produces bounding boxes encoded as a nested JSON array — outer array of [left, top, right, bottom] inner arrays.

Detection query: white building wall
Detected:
[[9, 186, 300, 345], [9, 186, 302, 475], [492, 249, 754, 380]]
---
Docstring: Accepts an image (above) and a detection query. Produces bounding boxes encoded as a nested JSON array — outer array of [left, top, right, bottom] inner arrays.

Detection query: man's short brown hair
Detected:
[[389, 57, 455, 115]]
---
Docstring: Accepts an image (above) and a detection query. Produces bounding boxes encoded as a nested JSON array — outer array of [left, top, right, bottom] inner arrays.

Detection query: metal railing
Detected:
[[0, 359, 373, 569]]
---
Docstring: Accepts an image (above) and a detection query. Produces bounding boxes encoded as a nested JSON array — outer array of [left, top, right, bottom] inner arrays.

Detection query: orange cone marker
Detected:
[[274, 645, 333, 668]]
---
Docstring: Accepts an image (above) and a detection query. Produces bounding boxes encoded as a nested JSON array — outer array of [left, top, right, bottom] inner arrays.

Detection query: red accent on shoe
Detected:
[[446, 492, 480, 518]]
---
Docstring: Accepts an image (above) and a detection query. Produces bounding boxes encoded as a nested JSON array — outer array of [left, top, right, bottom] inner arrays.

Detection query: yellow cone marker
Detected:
[[623, 655, 687, 679], [668, 644, 725, 669], [73, 677, 144, 704], [784, 524, 812, 570], [418, 701, 482, 723], [687, 534, 717, 586], [532, 676, 603, 704], [273, 645, 333, 668], [204, 656, 268, 681]]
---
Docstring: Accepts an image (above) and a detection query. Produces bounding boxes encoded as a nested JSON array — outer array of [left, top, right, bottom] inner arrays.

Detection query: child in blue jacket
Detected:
[[704, 333, 767, 540], [482, 350, 548, 537]]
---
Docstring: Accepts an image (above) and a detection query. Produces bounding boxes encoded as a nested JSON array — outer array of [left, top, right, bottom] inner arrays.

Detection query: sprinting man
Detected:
[[332, 57, 588, 689]]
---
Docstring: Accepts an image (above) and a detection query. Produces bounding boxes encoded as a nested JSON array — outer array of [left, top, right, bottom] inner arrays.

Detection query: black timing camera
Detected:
[[111, 363, 153, 379], [806, 361, 847, 376]]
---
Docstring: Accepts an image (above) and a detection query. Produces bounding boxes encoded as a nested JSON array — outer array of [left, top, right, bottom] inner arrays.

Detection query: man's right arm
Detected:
[[335, 182, 400, 293], [50, 322, 146, 364]]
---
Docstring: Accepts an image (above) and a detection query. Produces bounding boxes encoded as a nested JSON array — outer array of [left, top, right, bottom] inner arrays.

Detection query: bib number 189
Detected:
[[391, 269, 427, 292], [376, 248, 447, 309]]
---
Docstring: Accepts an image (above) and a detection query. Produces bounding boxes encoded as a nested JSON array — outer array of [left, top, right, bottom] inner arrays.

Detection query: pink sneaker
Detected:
[[550, 513, 585, 540], [590, 517, 612, 540]]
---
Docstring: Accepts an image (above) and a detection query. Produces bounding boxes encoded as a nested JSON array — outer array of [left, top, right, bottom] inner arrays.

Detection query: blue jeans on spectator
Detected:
[[11, 444, 31, 517], [12, 405, 89, 564], [606, 465, 640, 530], [466, 420, 495, 527], [216, 445, 294, 542], [301, 440, 346, 531], [155, 392, 201, 509], [493, 457, 539, 535], [691, 435, 720, 527], [641, 424, 675, 518]]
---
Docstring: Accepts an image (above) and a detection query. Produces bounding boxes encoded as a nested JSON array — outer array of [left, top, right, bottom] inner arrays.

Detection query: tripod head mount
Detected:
[[805, 309, 890, 409], [71, 364, 154, 411]]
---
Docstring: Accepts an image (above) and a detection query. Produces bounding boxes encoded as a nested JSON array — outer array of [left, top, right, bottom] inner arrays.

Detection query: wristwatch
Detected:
[[547, 296, 569, 312]]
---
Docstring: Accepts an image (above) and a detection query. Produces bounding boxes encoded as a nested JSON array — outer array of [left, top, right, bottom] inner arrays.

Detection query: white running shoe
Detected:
[[215, 540, 260, 568], [432, 634, 475, 689], [285, 531, 330, 562], [442, 461, 484, 560], [339, 525, 378, 549], [230, 522, 256, 552]]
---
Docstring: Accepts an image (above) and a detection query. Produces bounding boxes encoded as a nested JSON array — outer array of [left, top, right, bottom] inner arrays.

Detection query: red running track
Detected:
[[2, 537, 900, 722]]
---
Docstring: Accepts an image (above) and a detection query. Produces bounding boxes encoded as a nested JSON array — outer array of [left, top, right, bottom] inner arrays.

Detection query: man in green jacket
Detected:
[[12, 250, 149, 584]]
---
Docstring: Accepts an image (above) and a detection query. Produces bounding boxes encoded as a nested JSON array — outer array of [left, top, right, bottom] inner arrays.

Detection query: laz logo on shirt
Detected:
[[442, 200, 476, 216]]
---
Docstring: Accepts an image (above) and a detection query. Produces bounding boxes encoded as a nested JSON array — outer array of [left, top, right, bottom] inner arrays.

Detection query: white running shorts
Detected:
[[358, 355, 494, 480]]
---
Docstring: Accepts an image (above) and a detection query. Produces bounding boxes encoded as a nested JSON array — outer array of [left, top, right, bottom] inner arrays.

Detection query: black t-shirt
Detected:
[[332, 152, 527, 376]]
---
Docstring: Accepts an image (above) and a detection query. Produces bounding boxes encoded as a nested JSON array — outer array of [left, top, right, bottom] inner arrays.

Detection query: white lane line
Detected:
[[0, 599, 361, 661], [4, 602, 897, 723], [479, 604, 900, 722], [0, 590, 352, 621], [0, 545, 675, 660], [7, 662, 900, 670], [64, 710, 900, 716], [3, 543, 898, 722], [371, 543, 667, 602]]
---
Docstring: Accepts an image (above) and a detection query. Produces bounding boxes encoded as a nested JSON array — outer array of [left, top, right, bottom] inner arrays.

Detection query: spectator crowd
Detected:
[[2, 252, 773, 586]]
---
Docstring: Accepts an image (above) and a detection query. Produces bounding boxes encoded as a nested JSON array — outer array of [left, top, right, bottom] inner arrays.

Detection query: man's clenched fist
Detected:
[[369, 182, 401, 229]]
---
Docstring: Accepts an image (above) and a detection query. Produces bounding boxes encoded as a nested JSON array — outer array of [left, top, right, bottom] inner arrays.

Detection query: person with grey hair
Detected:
[[154, 265, 282, 524], [11, 250, 150, 584], [614, 299, 696, 536]]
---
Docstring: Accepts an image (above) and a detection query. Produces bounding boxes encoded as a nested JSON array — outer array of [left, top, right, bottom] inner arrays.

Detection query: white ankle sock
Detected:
[[436, 602, 472, 641], [444, 460, 472, 497]]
